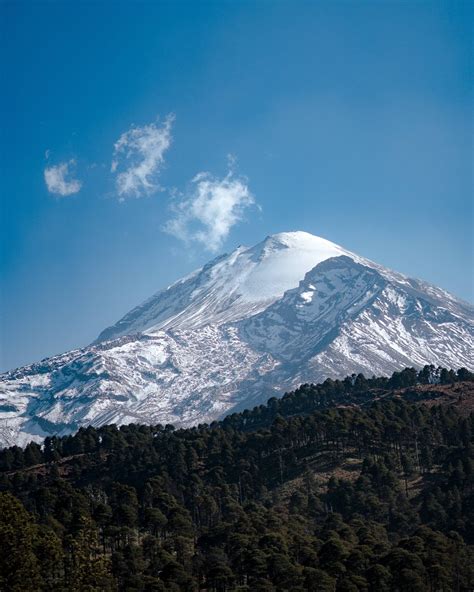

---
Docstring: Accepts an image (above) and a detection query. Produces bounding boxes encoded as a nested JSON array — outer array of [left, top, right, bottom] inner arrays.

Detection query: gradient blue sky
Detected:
[[1, 1, 472, 371]]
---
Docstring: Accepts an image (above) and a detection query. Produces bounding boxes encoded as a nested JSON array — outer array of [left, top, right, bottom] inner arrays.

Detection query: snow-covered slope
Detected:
[[0, 328, 278, 447], [235, 256, 473, 407], [1, 232, 473, 447]]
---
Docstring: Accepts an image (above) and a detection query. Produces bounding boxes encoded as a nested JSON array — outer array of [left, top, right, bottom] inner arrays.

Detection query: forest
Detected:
[[0, 365, 473, 591]]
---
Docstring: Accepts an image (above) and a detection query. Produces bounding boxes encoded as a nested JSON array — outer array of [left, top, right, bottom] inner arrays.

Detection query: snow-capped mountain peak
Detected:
[[96, 231, 353, 343], [1, 232, 472, 448]]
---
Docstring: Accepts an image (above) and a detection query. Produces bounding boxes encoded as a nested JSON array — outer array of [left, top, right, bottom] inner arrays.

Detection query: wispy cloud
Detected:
[[164, 160, 256, 252], [44, 160, 82, 196], [111, 114, 174, 200]]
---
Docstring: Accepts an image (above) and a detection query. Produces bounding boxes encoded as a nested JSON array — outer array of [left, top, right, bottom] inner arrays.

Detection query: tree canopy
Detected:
[[0, 366, 473, 591]]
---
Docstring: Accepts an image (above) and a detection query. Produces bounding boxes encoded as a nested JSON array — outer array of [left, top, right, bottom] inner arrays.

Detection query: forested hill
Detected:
[[222, 365, 474, 432], [1, 367, 474, 591]]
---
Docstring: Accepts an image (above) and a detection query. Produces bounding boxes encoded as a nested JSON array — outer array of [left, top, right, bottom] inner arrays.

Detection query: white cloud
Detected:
[[44, 160, 82, 196], [164, 164, 255, 252], [111, 115, 174, 199]]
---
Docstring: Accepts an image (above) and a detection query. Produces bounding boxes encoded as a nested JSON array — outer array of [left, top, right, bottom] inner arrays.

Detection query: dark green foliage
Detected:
[[221, 364, 473, 433], [0, 367, 473, 590], [0, 493, 43, 591]]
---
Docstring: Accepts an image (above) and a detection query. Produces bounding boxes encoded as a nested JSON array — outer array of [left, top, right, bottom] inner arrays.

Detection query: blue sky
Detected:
[[1, 1, 472, 371]]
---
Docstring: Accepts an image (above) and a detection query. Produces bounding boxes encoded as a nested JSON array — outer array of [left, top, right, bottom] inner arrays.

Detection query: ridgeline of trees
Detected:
[[222, 365, 473, 432], [0, 366, 473, 591]]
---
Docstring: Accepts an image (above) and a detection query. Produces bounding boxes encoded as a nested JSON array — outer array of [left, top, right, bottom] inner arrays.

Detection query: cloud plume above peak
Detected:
[[164, 165, 256, 252], [44, 160, 82, 196], [111, 115, 174, 199]]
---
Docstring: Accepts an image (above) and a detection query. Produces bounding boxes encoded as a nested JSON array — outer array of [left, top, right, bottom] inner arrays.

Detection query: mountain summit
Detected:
[[1, 232, 473, 447], [96, 231, 353, 342]]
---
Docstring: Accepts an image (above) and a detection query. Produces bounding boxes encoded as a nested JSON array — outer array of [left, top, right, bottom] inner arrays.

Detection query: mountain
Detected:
[[96, 232, 354, 342], [1, 231, 473, 447]]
